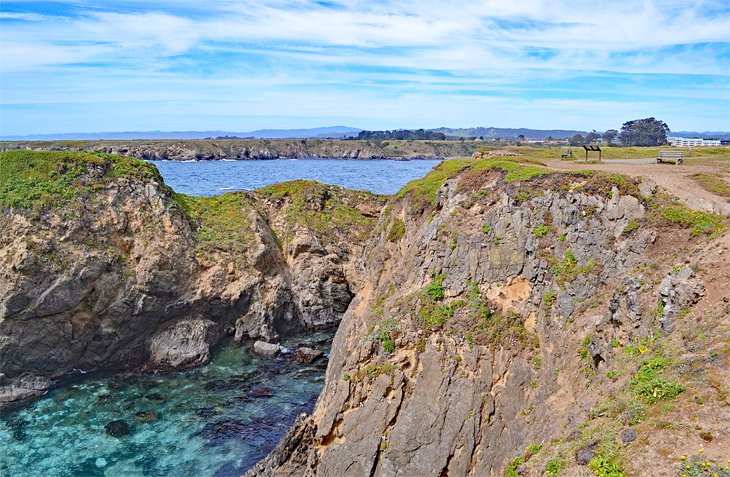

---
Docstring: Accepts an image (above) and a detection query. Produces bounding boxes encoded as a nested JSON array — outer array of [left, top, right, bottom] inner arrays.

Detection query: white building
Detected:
[[668, 137, 722, 147]]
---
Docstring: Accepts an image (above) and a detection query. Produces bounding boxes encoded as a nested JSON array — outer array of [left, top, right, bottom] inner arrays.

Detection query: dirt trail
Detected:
[[542, 156, 730, 215]]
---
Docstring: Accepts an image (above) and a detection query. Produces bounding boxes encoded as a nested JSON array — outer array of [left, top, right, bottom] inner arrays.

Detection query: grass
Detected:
[[0, 150, 166, 210], [660, 205, 727, 237], [630, 353, 684, 404], [174, 192, 255, 259], [398, 159, 472, 205], [387, 217, 406, 241], [256, 180, 386, 246], [398, 156, 551, 206], [691, 173, 730, 198]]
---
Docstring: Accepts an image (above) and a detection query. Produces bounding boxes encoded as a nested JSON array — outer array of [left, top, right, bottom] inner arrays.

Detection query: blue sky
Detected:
[[0, 0, 729, 135]]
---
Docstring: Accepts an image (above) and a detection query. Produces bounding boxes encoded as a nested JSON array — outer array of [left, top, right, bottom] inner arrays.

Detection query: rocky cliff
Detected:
[[0, 139, 482, 161], [0, 151, 385, 408], [246, 159, 730, 476]]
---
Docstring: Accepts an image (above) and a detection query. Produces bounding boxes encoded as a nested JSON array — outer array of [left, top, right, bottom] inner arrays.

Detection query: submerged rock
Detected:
[[105, 420, 131, 438], [134, 411, 158, 422], [292, 346, 323, 364]]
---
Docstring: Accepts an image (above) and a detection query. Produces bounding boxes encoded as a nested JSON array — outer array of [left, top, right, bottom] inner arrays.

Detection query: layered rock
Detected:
[[0, 151, 384, 408], [247, 161, 729, 476]]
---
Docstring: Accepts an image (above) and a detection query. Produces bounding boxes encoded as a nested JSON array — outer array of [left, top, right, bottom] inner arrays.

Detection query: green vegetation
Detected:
[[543, 289, 557, 308], [545, 455, 567, 476], [387, 217, 406, 241], [256, 180, 385, 245], [533, 224, 550, 237], [552, 250, 596, 287], [424, 274, 446, 301], [350, 362, 398, 383], [174, 193, 255, 259], [588, 454, 626, 477], [398, 159, 471, 205], [679, 454, 730, 477], [660, 205, 727, 237], [622, 220, 640, 235], [691, 173, 730, 198], [580, 336, 592, 361], [0, 150, 165, 210], [504, 456, 524, 477], [375, 318, 398, 354], [630, 354, 684, 404], [399, 157, 550, 206]]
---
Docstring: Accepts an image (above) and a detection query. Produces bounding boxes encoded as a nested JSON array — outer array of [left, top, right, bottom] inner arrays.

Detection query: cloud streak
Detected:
[[0, 0, 728, 134]]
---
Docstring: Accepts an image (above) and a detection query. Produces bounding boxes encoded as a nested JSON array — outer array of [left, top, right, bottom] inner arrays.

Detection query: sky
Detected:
[[0, 0, 729, 135]]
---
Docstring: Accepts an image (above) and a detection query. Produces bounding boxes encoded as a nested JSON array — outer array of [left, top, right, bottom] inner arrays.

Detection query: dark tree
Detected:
[[569, 133, 585, 146], [585, 130, 600, 143], [618, 118, 669, 146], [603, 129, 618, 144]]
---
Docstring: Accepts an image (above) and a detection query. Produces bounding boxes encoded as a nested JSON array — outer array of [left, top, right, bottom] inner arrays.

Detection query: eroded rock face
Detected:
[[0, 155, 384, 409], [247, 169, 719, 477]]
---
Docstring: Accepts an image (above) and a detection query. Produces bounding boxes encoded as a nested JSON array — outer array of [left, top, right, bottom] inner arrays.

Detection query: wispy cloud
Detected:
[[0, 0, 728, 134]]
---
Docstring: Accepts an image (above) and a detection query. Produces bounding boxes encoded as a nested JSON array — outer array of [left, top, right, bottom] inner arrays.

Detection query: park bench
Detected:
[[656, 150, 684, 165]]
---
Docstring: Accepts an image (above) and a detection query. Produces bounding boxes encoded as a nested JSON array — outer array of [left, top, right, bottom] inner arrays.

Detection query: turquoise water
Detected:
[[152, 158, 441, 196], [0, 331, 333, 476]]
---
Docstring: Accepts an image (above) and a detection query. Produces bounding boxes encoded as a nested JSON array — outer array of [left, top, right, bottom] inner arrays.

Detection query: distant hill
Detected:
[[428, 127, 587, 139], [0, 126, 362, 141], [672, 131, 730, 140]]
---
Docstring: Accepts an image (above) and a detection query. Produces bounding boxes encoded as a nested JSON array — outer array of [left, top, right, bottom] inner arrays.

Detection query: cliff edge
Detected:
[[246, 159, 729, 476], [0, 151, 385, 408]]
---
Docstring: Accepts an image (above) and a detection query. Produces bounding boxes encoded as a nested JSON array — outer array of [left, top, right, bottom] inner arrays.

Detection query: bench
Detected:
[[657, 150, 684, 165]]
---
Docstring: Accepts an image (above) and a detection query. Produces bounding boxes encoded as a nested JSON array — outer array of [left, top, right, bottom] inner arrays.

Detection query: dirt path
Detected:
[[541, 156, 730, 215]]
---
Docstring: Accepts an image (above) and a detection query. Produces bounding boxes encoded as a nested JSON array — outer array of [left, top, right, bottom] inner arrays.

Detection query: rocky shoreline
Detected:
[[0, 139, 483, 162]]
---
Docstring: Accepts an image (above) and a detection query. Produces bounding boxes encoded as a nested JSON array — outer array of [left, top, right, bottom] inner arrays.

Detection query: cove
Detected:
[[0, 330, 334, 476], [151, 158, 442, 196]]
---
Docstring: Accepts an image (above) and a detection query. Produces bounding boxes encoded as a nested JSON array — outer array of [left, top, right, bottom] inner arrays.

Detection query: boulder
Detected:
[[147, 317, 221, 370], [253, 341, 281, 358], [292, 346, 324, 364]]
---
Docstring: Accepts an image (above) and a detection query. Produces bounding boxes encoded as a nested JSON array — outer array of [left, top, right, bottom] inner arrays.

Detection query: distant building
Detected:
[[668, 136, 721, 147]]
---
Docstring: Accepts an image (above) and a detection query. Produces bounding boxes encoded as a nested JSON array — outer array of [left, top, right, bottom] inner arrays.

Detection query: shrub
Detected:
[[630, 354, 684, 404], [533, 224, 550, 237]]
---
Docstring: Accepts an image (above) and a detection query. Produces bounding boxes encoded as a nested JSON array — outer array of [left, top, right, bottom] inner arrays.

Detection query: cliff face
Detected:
[[0, 139, 482, 161], [247, 160, 729, 476], [0, 151, 385, 408]]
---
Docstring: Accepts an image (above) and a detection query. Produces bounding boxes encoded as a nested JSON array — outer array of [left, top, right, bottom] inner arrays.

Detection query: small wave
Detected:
[[219, 187, 234, 190]]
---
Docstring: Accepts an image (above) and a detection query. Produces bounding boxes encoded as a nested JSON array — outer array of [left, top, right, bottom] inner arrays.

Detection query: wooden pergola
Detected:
[[583, 145, 601, 162]]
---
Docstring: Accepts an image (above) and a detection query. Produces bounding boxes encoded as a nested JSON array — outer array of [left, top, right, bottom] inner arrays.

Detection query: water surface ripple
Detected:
[[151, 158, 441, 196]]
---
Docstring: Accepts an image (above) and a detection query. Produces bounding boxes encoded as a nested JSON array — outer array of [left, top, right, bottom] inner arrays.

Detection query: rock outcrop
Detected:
[[0, 139, 483, 161], [247, 160, 730, 476], [0, 151, 384, 408]]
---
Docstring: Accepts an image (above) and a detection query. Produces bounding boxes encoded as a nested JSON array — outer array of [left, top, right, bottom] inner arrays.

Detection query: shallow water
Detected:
[[0, 331, 334, 476], [152, 158, 441, 196]]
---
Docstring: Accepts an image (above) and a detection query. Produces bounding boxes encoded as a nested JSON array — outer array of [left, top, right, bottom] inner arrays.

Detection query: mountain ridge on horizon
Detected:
[[2, 126, 728, 141]]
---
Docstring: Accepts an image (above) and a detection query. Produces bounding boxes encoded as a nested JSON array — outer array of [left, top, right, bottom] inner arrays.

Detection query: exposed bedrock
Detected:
[[246, 164, 728, 476], [0, 152, 384, 408]]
